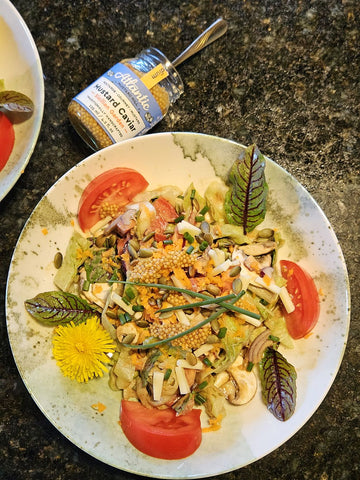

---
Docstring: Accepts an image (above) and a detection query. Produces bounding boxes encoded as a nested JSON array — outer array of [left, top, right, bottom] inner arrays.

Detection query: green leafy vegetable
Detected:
[[225, 144, 268, 234], [54, 231, 91, 292], [259, 347, 297, 421], [24, 291, 99, 326], [0, 89, 34, 112]]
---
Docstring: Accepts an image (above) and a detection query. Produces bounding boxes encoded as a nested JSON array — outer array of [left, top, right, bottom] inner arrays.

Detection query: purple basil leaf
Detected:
[[259, 347, 297, 421], [224, 144, 268, 234], [25, 291, 99, 326]]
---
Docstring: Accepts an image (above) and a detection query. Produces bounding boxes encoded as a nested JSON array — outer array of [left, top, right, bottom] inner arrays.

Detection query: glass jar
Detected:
[[68, 47, 184, 150]]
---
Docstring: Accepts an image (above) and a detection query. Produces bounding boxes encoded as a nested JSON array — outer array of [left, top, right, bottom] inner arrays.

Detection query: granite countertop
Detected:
[[1, 1, 359, 479]]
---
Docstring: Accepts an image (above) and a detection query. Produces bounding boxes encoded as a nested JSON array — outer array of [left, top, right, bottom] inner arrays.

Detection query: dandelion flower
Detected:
[[52, 316, 115, 383]]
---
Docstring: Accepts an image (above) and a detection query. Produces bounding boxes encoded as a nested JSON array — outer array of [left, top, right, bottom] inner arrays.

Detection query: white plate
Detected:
[[6, 132, 350, 478], [0, 0, 44, 200]]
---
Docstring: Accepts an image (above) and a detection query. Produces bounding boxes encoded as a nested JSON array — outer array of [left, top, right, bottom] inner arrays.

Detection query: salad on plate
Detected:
[[24, 144, 320, 460]]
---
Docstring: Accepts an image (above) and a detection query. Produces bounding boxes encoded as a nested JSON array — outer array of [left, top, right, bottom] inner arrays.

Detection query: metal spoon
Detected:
[[172, 18, 228, 68]]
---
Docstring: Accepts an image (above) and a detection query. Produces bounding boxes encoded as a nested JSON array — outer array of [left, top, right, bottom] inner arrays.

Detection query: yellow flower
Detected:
[[52, 316, 115, 383]]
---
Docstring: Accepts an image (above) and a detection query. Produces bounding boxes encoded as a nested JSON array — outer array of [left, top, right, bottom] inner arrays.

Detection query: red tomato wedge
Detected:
[[120, 400, 202, 459], [280, 260, 320, 339], [0, 112, 15, 172], [152, 196, 178, 222], [78, 168, 148, 231], [150, 196, 178, 242]]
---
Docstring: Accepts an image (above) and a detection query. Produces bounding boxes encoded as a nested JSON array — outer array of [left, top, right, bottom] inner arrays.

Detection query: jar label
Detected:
[[141, 63, 169, 90], [74, 63, 164, 143]]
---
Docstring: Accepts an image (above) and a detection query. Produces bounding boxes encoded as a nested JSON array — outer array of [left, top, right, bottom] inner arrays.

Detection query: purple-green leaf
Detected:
[[259, 347, 297, 421], [224, 144, 268, 234], [24, 291, 99, 326]]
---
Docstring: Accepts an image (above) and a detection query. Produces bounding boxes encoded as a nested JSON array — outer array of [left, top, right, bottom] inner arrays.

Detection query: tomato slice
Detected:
[[78, 168, 148, 231], [120, 400, 202, 459], [149, 196, 178, 241], [280, 260, 320, 339], [152, 196, 178, 222], [0, 112, 15, 172]]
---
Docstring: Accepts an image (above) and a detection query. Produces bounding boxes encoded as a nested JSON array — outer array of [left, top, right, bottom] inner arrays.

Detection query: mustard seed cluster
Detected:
[[68, 100, 113, 149], [149, 321, 211, 350], [128, 249, 197, 283]]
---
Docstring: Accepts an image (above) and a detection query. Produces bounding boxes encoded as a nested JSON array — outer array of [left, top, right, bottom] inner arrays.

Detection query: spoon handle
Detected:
[[172, 18, 228, 68]]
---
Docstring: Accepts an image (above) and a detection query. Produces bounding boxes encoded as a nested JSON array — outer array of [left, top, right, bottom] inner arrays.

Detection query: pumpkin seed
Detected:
[[54, 252, 63, 269], [186, 352, 198, 366], [129, 238, 140, 251], [128, 244, 138, 259], [122, 333, 136, 344], [217, 238, 233, 248], [258, 228, 274, 239], [211, 318, 220, 333], [135, 320, 149, 328], [138, 248, 153, 258], [106, 234, 117, 248], [206, 334, 219, 344], [232, 278, 243, 294], [159, 311, 174, 319], [203, 232, 213, 244], [142, 231, 155, 242], [95, 235, 106, 248], [229, 265, 241, 277], [200, 221, 210, 234], [206, 284, 221, 296]]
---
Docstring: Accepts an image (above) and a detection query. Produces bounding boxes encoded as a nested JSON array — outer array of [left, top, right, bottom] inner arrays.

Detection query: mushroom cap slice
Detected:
[[227, 368, 257, 405]]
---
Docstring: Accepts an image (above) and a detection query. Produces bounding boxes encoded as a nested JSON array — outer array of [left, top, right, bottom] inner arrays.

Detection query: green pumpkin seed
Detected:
[[122, 333, 136, 344], [135, 320, 149, 328], [129, 238, 140, 251], [206, 334, 219, 344], [206, 284, 221, 296], [128, 244, 138, 259], [138, 248, 153, 258], [232, 278, 243, 294], [211, 318, 220, 333], [258, 228, 274, 239], [229, 265, 241, 277], [142, 231, 155, 242], [54, 252, 63, 269], [95, 235, 107, 248], [186, 352, 198, 366]]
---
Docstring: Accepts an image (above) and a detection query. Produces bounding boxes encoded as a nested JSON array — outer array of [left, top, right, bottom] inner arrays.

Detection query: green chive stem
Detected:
[[156, 293, 236, 313], [121, 291, 245, 350]]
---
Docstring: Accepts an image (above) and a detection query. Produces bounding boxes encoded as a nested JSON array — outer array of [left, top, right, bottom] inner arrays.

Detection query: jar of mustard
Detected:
[[68, 47, 184, 150]]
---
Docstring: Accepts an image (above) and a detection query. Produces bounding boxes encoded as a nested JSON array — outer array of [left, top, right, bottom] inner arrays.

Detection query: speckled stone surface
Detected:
[[0, 1, 359, 479]]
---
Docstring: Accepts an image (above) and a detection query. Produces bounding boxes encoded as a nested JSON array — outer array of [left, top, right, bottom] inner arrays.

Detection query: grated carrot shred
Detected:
[[41, 228, 48, 235], [202, 414, 223, 433], [173, 267, 192, 289], [93, 284, 103, 295], [91, 401, 106, 413]]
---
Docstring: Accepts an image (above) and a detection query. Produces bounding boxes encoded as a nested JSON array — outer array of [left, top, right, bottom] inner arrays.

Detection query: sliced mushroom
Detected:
[[241, 241, 276, 256], [255, 254, 273, 269], [226, 368, 257, 405]]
